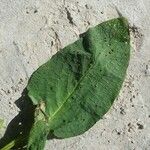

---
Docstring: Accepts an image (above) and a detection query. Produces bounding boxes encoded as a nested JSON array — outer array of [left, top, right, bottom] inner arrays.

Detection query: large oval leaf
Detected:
[[27, 17, 130, 149]]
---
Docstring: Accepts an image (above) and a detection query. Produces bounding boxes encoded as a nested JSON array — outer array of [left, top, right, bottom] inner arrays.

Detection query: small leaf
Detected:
[[27, 17, 130, 149], [27, 120, 49, 150], [0, 118, 4, 130]]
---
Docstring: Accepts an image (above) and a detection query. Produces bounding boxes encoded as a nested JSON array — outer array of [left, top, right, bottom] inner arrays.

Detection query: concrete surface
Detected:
[[0, 0, 150, 150]]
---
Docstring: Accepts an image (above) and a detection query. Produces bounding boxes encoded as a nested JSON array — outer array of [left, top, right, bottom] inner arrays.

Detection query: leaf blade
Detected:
[[27, 17, 130, 148]]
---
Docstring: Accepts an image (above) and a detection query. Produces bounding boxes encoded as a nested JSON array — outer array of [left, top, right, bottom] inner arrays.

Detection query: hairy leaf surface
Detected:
[[27, 17, 130, 150]]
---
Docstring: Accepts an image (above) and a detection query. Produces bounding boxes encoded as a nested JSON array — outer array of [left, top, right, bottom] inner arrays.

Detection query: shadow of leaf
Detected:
[[0, 88, 35, 149]]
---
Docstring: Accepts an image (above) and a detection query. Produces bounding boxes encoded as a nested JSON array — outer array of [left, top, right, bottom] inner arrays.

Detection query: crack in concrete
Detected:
[[51, 28, 62, 51], [13, 41, 29, 78], [65, 7, 76, 26]]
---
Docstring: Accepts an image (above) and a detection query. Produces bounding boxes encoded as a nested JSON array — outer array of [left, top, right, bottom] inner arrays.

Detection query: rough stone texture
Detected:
[[0, 0, 150, 150]]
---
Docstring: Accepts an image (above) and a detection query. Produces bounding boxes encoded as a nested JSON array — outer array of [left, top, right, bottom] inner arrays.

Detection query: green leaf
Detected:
[[27, 17, 130, 149], [27, 120, 49, 150], [0, 118, 4, 130]]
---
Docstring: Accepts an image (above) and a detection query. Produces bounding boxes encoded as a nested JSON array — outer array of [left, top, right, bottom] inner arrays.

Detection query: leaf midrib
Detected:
[[48, 59, 96, 122]]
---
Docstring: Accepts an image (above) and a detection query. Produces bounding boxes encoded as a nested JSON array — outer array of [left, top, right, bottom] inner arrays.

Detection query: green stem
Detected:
[[0, 135, 27, 150], [1, 139, 16, 150]]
